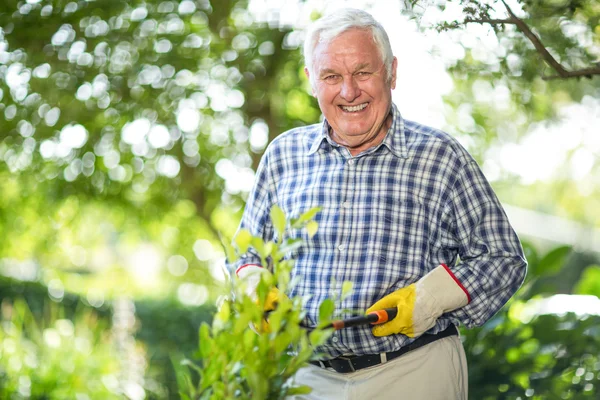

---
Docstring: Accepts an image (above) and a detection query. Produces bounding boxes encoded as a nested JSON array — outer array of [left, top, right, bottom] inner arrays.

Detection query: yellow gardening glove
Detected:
[[366, 265, 469, 338], [366, 283, 419, 337], [260, 287, 287, 333], [264, 286, 281, 312]]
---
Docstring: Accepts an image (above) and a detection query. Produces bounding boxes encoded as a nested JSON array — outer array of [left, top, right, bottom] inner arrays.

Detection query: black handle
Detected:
[[267, 307, 398, 331], [327, 307, 398, 330]]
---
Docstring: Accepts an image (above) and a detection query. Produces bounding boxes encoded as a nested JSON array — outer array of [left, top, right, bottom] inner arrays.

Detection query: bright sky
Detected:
[[248, 0, 600, 187]]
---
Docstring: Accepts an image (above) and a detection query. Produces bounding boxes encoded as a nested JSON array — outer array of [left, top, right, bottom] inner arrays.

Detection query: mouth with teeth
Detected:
[[339, 102, 369, 113]]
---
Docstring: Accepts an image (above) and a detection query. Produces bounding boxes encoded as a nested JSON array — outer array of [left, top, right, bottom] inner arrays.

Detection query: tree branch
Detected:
[[542, 68, 600, 80], [464, 18, 513, 25], [464, 0, 600, 80], [500, 0, 569, 78]]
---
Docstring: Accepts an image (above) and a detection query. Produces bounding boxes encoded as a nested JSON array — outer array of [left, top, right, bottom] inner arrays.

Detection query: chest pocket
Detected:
[[366, 196, 429, 268]]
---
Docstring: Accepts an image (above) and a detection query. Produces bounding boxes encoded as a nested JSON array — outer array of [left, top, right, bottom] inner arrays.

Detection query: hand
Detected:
[[260, 287, 287, 333], [366, 265, 469, 338], [366, 283, 419, 337], [236, 264, 288, 333], [264, 286, 281, 312]]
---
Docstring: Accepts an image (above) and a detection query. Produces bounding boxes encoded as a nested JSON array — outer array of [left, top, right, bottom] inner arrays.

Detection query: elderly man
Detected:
[[231, 8, 527, 400]]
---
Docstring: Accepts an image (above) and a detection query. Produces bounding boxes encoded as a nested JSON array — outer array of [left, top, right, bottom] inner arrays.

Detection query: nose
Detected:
[[340, 76, 360, 102]]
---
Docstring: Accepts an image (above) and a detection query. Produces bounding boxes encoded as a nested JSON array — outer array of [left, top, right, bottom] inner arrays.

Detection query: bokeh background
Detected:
[[0, 0, 599, 399]]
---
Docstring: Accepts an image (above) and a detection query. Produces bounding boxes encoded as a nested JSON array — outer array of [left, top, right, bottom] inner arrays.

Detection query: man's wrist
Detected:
[[236, 263, 263, 278], [236, 264, 264, 299], [417, 264, 469, 314]]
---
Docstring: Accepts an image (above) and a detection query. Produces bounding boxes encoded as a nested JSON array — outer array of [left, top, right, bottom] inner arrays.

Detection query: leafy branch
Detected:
[[176, 206, 348, 400], [462, 0, 600, 80]]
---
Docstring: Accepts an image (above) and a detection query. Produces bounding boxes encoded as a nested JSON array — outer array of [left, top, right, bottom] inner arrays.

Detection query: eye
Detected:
[[355, 71, 371, 80], [322, 75, 341, 84]]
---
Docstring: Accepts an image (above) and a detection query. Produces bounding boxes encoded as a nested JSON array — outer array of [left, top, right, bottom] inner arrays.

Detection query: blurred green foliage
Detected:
[[135, 297, 214, 398], [0, 276, 213, 399], [463, 241, 600, 398], [0, 0, 319, 300], [0, 297, 123, 399], [464, 312, 600, 399]]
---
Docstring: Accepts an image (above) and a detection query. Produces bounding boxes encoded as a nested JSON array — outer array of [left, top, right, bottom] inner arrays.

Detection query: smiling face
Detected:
[[306, 28, 397, 155]]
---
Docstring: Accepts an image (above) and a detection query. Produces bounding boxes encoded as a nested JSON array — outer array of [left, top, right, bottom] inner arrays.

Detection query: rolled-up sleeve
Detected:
[[441, 160, 527, 327]]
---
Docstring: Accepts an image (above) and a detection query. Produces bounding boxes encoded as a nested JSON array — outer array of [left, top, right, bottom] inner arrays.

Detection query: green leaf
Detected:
[[199, 358, 222, 391], [251, 236, 271, 259], [295, 337, 314, 365], [535, 245, 571, 277], [256, 278, 271, 306], [171, 353, 196, 399], [341, 281, 353, 301], [219, 232, 237, 263], [286, 385, 313, 395], [213, 301, 231, 333], [180, 358, 204, 376], [233, 309, 254, 334], [198, 323, 213, 358], [309, 329, 329, 347], [268, 300, 291, 333], [279, 238, 303, 254], [318, 298, 335, 323], [291, 207, 322, 228], [243, 328, 256, 350], [247, 370, 269, 400], [270, 205, 286, 237], [573, 265, 600, 296], [306, 221, 318, 238], [235, 229, 253, 253], [274, 331, 292, 353]]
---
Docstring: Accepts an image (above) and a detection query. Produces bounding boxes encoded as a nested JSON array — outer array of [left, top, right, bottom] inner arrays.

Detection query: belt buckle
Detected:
[[336, 356, 356, 373]]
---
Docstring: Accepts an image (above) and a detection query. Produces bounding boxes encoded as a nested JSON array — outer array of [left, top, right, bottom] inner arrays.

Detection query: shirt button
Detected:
[[348, 159, 355, 165], [338, 244, 345, 251], [332, 337, 339, 343], [342, 201, 351, 208]]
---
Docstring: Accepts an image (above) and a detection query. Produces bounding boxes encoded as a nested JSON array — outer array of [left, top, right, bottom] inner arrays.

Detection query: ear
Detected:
[[304, 66, 316, 96], [390, 57, 398, 89]]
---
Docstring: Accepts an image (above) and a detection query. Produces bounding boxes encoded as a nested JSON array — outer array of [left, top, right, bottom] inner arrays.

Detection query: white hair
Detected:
[[303, 8, 394, 86]]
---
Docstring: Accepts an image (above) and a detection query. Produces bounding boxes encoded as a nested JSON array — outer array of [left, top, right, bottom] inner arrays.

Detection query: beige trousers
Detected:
[[287, 336, 468, 400]]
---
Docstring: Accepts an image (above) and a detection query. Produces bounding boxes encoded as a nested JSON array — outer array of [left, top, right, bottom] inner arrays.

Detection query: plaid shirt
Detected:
[[232, 103, 527, 358]]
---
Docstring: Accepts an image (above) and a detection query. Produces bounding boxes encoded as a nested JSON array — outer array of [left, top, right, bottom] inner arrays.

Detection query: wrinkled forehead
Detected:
[[314, 28, 379, 54], [312, 31, 383, 72]]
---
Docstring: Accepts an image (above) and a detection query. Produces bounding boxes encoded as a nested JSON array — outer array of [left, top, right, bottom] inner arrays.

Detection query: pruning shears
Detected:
[[323, 307, 398, 330], [265, 307, 398, 331]]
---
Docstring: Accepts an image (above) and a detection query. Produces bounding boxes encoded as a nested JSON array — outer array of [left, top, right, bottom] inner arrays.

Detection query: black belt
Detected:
[[309, 324, 458, 373]]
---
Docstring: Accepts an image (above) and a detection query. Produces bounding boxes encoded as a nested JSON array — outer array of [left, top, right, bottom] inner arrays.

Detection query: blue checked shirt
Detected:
[[232, 103, 527, 358]]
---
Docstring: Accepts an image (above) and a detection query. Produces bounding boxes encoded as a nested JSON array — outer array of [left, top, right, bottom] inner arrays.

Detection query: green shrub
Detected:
[[0, 298, 122, 399], [134, 298, 214, 399], [465, 242, 600, 399], [465, 310, 600, 399], [177, 206, 342, 399], [0, 277, 213, 399]]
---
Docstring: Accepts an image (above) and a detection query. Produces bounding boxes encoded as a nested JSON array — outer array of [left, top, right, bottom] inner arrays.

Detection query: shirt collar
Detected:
[[307, 119, 336, 155], [381, 103, 408, 158], [307, 102, 408, 158]]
